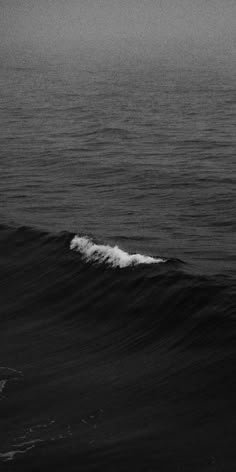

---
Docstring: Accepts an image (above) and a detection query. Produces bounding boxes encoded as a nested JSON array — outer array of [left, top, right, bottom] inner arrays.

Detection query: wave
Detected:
[[70, 235, 165, 268], [0, 223, 234, 337], [1, 223, 236, 470]]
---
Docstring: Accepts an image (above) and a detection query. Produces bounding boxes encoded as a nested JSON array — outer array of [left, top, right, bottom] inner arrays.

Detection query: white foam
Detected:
[[0, 380, 7, 395], [0, 446, 34, 462], [70, 236, 165, 268], [14, 439, 43, 447], [0, 366, 23, 375]]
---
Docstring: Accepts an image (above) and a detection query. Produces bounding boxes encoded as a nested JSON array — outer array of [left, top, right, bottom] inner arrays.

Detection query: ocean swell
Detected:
[[1, 223, 236, 471]]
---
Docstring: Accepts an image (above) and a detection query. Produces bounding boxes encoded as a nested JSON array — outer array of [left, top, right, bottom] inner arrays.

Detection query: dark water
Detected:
[[0, 54, 236, 470]]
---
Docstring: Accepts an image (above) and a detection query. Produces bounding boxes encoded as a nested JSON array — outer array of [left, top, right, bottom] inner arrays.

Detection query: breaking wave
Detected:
[[70, 235, 165, 268], [0, 223, 236, 471]]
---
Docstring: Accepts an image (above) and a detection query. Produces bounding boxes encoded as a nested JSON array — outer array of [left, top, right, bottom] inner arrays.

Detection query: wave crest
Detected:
[[70, 235, 165, 268]]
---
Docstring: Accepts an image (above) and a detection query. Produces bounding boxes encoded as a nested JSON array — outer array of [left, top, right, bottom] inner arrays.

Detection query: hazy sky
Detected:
[[1, 0, 236, 61]]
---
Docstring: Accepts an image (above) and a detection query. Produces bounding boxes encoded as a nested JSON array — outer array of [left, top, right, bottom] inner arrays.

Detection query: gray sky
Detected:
[[1, 0, 236, 61]]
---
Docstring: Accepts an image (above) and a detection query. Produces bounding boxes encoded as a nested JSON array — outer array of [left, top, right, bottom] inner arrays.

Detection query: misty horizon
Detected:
[[1, 0, 236, 67]]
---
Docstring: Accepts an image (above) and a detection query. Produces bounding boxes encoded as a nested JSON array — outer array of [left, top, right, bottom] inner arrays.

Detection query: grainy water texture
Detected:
[[1, 55, 235, 272], [0, 51, 236, 471]]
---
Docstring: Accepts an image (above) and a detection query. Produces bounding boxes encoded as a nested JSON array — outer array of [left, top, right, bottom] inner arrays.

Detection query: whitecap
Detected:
[[70, 236, 165, 268]]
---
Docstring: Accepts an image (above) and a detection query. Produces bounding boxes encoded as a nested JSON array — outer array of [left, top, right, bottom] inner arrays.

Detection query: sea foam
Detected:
[[0, 380, 7, 395], [70, 236, 165, 268]]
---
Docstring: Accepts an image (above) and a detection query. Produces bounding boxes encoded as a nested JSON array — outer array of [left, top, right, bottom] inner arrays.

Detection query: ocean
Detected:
[[0, 52, 236, 470]]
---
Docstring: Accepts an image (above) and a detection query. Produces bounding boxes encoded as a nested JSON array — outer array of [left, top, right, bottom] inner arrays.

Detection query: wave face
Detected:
[[1, 224, 236, 471], [70, 235, 165, 267]]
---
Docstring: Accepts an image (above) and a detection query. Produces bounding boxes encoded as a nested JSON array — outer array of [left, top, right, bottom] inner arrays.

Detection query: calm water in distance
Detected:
[[1, 53, 235, 274]]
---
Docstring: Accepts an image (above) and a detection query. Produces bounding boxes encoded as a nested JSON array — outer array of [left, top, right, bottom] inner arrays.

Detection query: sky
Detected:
[[1, 0, 236, 63]]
